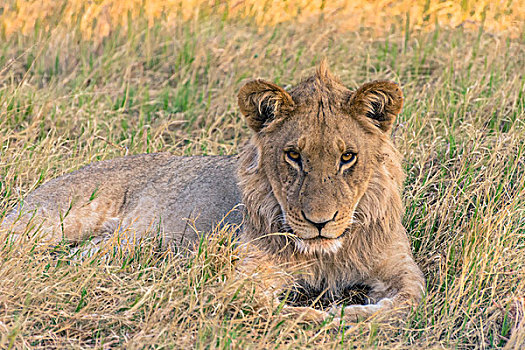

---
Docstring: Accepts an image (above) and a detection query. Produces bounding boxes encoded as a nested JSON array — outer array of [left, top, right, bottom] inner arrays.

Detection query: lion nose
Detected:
[[301, 211, 338, 234]]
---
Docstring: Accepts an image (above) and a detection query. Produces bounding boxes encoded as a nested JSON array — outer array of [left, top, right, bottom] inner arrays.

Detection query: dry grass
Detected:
[[1, 0, 524, 39], [0, 1, 524, 348]]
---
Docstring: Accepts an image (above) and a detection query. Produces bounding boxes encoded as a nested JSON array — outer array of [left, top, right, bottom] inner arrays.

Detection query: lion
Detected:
[[1, 60, 424, 323]]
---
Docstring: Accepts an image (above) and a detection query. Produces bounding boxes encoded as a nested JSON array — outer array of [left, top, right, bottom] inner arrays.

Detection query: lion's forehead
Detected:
[[285, 114, 364, 155]]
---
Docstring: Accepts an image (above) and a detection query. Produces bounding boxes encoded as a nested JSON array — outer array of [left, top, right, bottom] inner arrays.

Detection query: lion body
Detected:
[[4, 153, 243, 246], [3, 61, 424, 321], [236, 63, 424, 314]]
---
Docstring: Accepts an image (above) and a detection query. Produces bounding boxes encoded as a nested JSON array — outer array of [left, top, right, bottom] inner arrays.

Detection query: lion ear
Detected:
[[349, 80, 403, 133], [238, 79, 294, 132]]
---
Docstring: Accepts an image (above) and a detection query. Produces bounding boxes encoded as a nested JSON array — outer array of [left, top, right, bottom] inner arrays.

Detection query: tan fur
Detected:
[[3, 153, 244, 247], [2, 61, 424, 323], [237, 60, 424, 322]]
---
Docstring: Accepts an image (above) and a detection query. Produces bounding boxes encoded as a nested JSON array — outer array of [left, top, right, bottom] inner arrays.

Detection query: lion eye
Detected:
[[341, 152, 356, 165], [285, 150, 301, 162]]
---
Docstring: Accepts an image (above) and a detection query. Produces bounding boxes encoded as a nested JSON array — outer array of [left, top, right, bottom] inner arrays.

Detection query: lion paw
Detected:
[[328, 298, 394, 322]]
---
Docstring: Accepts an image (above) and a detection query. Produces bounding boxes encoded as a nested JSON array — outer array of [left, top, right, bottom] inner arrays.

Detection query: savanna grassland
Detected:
[[0, 1, 524, 348]]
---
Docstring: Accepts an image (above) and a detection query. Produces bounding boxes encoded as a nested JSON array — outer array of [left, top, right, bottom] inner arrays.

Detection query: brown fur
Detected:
[[237, 60, 424, 321], [2, 61, 424, 323], [3, 154, 243, 247]]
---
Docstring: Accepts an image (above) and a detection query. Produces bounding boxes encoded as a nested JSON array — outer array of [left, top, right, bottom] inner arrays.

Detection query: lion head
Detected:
[[237, 61, 404, 257]]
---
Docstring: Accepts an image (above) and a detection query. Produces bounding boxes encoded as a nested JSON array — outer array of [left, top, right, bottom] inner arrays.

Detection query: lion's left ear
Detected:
[[237, 79, 294, 132], [348, 80, 403, 133]]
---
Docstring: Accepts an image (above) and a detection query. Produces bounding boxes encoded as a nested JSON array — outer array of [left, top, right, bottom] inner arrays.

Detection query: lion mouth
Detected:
[[300, 229, 348, 242], [281, 220, 349, 243], [293, 230, 348, 255]]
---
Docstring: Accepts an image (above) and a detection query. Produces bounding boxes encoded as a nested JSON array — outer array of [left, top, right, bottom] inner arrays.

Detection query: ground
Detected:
[[0, 1, 524, 348]]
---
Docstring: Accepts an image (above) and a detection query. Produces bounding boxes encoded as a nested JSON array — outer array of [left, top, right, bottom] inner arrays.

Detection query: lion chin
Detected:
[[293, 236, 344, 255]]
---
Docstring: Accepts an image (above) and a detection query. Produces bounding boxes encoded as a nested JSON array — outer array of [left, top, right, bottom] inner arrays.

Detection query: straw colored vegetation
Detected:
[[0, 0, 524, 348], [1, 0, 524, 39]]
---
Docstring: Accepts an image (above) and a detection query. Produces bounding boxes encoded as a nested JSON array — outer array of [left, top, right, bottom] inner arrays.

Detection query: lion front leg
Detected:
[[280, 304, 331, 322], [329, 298, 395, 322], [330, 250, 425, 322]]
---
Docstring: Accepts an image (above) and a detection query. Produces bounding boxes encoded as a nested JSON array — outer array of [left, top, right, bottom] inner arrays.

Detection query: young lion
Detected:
[[2, 61, 424, 322]]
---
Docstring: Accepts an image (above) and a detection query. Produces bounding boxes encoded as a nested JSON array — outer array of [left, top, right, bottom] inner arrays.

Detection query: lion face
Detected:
[[238, 61, 403, 254], [263, 110, 373, 254]]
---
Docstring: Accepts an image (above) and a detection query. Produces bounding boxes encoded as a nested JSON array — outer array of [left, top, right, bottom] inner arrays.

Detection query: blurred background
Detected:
[[2, 0, 523, 39]]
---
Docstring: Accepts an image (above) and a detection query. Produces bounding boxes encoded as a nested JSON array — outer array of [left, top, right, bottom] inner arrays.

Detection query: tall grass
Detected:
[[1, 0, 523, 39], [0, 1, 524, 348]]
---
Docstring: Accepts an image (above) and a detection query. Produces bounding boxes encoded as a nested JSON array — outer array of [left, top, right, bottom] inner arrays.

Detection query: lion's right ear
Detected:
[[349, 80, 403, 133], [238, 79, 294, 132]]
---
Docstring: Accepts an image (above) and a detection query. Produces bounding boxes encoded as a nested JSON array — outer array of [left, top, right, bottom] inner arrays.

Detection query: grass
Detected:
[[0, 0, 524, 348]]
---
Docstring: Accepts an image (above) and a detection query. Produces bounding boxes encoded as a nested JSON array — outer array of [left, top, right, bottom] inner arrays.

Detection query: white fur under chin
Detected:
[[282, 204, 362, 255], [294, 237, 343, 255]]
